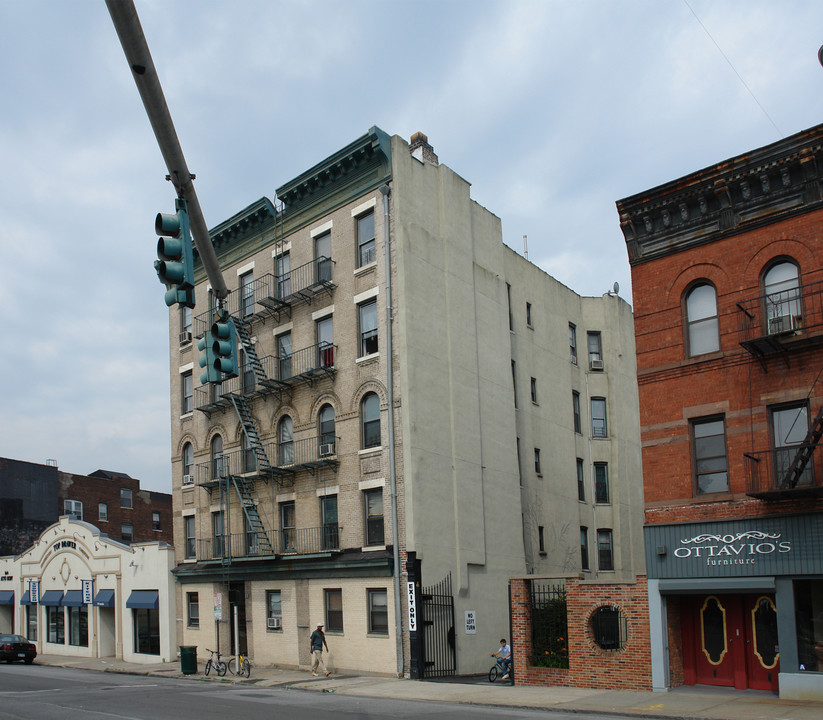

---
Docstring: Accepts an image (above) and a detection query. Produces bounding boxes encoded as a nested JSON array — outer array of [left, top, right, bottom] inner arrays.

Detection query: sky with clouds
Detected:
[[2, 0, 822, 492]]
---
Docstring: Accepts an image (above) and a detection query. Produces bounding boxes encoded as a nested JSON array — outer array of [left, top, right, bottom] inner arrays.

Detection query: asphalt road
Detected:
[[0, 664, 616, 720]]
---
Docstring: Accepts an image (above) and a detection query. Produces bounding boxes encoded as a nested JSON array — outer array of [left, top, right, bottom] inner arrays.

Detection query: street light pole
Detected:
[[106, 0, 228, 300]]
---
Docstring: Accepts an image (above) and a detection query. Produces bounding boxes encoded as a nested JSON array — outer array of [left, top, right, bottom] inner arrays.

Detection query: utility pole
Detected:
[[106, 0, 228, 300]]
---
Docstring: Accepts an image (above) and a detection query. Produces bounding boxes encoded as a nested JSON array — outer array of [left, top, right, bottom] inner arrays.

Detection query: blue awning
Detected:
[[40, 590, 64, 606], [126, 590, 159, 609], [94, 589, 115, 607], [63, 590, 86, 607], [20, 591, 34, 605], [0, 591, 13, 605]]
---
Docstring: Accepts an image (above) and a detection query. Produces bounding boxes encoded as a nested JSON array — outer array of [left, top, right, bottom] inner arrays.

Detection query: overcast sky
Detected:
[[2, 0, 822, 493]]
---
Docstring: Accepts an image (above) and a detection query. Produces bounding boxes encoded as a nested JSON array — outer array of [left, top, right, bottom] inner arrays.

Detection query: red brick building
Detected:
[[0, 457, 172, 552], [617, 125, 823, 700], [60, 469, 173, 545]]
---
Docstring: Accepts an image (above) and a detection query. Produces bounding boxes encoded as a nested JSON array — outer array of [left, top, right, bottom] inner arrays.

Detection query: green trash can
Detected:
[[180, 645, 197, 675]]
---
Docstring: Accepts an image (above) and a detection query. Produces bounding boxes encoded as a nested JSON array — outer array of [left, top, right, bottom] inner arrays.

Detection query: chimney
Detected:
[[409, 131, 439, 166]]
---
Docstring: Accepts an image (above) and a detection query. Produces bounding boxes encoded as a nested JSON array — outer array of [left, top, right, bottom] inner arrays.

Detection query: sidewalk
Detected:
[[33, 653, 823, 720]]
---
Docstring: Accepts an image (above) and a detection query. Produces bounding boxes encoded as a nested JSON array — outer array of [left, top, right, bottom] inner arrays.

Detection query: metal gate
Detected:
[[421, 573, 456, 678]]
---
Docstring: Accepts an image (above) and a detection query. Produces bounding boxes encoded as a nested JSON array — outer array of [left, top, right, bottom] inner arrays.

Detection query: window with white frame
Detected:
[[64, 499, 82, 521], [356, 211, 375, 267], [361, 393, 381, 449], [182, 370, 193, 414], [240, 270, 254, 318], [359, 299, 378, 356], [98, 503, 108, 522], [685, 283, 720, 356]]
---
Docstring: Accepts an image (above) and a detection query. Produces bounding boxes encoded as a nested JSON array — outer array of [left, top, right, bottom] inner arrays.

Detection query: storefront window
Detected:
[[794, 579, 823, 672], [68, 606, 89, 647], [133, 608, 160, 655], [26, 606, 37, 642], [47, 606, 64, 644]]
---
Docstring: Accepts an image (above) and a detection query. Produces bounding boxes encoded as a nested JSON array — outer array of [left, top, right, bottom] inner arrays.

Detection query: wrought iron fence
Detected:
[[529, 581, 568, 669], [737, 278, 823, 344], [744, 445, 822, 495]]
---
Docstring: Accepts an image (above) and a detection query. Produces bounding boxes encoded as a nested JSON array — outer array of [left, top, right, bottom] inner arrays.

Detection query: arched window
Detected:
[[182, 443, 193, 483], [764, 261, 801, 334], [685, 283, 719, 356], [361, 393, 381, 449], [210, 435, 223, 479], [319, 405, 335, 455], [278, 416, 294, 466]]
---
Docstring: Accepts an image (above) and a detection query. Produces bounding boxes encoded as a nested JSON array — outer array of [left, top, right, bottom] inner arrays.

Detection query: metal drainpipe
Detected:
[[381, 184, 403, 676]]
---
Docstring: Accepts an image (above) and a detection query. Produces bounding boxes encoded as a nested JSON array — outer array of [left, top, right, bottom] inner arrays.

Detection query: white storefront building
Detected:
[[0, 517, 177, 664]]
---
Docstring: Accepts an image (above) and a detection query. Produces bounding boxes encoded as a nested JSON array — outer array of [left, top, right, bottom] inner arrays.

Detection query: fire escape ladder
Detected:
[[780, 403, 823, 489], [233, 317, 268, 387], [229, 394, 272, 475], [230, 475, 274, 556]]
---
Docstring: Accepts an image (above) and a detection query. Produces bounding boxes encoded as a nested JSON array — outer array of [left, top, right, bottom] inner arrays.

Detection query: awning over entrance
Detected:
[[40, 591, 64, 606], [63, 590, 86, 607], [94, 589, 115, 607], [20, 591, 34, 605], [0, 591, 13, 605], [126, 590, 159, 609]]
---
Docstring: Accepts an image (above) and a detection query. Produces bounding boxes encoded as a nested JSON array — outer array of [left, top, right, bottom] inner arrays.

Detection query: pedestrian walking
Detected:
[[310, 622, 331, 676]]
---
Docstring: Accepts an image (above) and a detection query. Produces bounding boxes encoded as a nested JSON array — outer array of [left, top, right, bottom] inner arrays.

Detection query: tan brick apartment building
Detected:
[[617, 124, 823, 700], [168, 127, 643, 677]]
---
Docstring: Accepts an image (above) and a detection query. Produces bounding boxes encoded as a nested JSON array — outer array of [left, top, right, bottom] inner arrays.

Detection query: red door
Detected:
[[682, 594, 778, 691], [744, 595, 780, 691]]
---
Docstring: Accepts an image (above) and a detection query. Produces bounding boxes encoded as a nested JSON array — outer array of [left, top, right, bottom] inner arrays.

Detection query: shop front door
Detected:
[[682, 594, 778, 691]]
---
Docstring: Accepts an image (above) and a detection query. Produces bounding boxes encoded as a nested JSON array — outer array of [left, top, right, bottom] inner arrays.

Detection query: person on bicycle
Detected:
[[490, 638, 512, 679], [310, 622, 331, 676]]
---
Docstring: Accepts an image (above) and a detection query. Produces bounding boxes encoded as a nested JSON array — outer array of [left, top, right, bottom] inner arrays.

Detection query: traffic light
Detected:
[[197, 329, 221, 385], [211, 309, 238, 380], [155, 197, 195, 308]]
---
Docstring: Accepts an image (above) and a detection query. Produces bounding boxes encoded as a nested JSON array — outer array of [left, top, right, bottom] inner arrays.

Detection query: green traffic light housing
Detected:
[[197, 330, 221, 384], [154, 197, 195, 309], [211, 309, 238, 380]]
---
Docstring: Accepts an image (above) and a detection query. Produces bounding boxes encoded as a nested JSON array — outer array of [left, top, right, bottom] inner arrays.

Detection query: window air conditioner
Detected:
[[182, 474, 194, 486], [768, 314, 798, 335], [590, 359, 604, 371], [267, 617, 281, 630], [179, 331, 192, 344], [319, 443, 335, 458]]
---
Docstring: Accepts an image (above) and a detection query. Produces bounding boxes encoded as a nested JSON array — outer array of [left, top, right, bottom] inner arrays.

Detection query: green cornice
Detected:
[[172, 549, 394, 584], [193, 127, 393, 283], [193, 197, 277, 283]]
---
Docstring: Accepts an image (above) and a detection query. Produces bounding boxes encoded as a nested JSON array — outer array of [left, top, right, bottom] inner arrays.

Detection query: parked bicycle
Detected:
[[204, 648, 227, 677], [224, 653, 252, 678], [488, 655, 513, 683]]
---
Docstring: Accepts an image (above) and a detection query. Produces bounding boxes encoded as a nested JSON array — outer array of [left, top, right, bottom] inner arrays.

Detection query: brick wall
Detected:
[[59, 472, 173, 544], [510, 576, 652, 690]]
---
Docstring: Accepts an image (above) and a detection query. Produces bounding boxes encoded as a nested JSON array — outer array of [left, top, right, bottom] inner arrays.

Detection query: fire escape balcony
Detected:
[[196, 524, 341, 562], [194, 343, 337, 416], [737, 279, 823, 363], [744, 444, 823, 500], [194, 435, 340, 489]]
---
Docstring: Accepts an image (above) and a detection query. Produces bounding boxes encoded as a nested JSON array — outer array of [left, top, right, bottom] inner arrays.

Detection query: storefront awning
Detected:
[[0, 591, 13, 605], [20, 591, 34, 605], [126, 590, 159, 609], [63, 590, 86, 607], [94, 589, 115, 607], [40, 590, 64, 606]]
